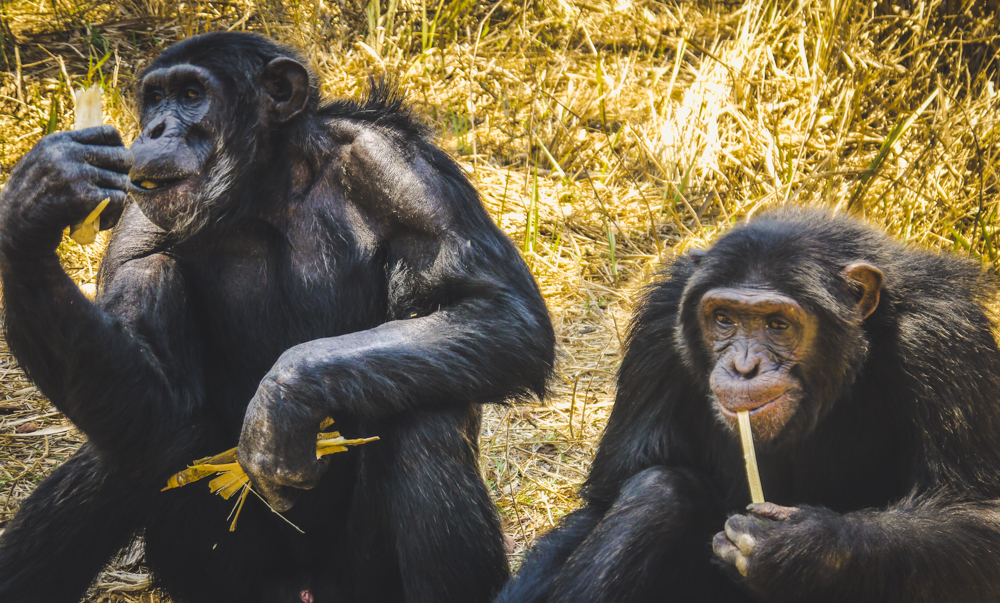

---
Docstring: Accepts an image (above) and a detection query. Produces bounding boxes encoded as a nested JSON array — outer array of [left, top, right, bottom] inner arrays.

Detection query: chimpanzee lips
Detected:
[[716, 390, 790, 417], [714, 387, 802, 443]]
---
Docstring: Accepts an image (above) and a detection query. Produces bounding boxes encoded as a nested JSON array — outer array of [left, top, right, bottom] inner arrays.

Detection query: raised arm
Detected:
[[0, 130, 203, 470]]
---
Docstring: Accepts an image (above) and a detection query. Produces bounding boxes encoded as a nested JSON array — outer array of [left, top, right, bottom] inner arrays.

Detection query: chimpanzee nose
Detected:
[[733, 351, 760, 379]]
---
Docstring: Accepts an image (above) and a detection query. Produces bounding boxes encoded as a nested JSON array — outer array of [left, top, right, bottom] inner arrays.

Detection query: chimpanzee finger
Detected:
[[99, 197, 127, 231], [83, 144, 132, 174], [724, 515, 759, 556], [269, 455, 331, 491], [713, 531, 749, 576], [67, 125, 125, 147], [254, 480, 302, 513], [85, 165, 131, 192], [93, 189, 127, 231], [747, 501, 799, 521]]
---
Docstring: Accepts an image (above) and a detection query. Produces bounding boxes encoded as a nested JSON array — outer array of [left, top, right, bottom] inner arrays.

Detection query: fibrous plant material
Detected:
[[163, 419, 378, 531], [70, 84, 106, 245], [737, 410, 764, 504]]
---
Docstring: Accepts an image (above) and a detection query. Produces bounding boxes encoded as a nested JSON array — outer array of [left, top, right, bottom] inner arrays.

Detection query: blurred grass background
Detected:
[[0, 0, 997, 600]]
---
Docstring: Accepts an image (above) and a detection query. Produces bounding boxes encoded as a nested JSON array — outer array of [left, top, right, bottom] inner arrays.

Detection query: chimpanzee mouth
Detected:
[[716, 388, 798, 418]]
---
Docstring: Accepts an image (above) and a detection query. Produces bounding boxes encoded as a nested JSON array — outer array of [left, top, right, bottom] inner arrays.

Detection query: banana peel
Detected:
[[163, 419, 378, 531]]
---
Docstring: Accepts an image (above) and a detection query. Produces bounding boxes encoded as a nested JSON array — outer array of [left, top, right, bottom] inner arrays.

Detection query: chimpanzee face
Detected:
[[129, 64, 229, 235], [699, 286, 818, 442], [695, 261, 881, 445]]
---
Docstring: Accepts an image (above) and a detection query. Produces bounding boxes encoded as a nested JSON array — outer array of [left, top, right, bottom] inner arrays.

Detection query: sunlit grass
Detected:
[[0, 1, 996, 599]]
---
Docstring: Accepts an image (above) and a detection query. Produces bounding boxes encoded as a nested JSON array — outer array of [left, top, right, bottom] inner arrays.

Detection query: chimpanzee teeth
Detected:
[[139, 180, 160, 190]]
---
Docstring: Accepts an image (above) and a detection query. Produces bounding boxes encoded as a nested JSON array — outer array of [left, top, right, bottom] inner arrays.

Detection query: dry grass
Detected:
[[0, 0, 997, 600]]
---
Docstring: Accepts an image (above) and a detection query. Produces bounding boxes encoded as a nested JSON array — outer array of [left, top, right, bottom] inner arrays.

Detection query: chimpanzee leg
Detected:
[[549, 466, 747, 603], [495, 506, 604, 603], [348, 406, 508, 603], [0, 444, 143, 603]]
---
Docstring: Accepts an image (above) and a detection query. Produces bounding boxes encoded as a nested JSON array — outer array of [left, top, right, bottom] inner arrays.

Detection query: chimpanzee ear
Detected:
[[689, 248, 707, 265], [842, 262, 883, 320], [263, 58, 310, 124]]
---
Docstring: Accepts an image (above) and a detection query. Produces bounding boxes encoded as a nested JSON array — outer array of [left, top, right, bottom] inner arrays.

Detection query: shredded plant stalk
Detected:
[[163, 419, 378, 531]]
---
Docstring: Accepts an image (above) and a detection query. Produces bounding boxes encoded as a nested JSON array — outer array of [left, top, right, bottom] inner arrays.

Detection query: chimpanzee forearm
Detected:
[[237, 281, 552, 510], [547, 466, 732, 603], [741, 500, 1000, 603], [262, 295, 549, 418], [0, 251, 203, 470]]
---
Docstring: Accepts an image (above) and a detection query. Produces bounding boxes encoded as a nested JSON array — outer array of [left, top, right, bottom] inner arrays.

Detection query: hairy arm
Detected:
[[717, 497, 1000, 603], [238, 122, 555, 508], [1, 200, 204, 472]]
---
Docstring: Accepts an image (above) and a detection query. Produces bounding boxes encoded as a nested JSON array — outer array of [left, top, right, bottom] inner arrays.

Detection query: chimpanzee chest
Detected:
[[187, 213, 389, 410]]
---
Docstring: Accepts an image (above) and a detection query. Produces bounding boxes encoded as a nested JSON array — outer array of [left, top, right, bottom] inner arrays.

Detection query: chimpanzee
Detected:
[[0, 33, 554, 603], [498, 208, 1000, 603]]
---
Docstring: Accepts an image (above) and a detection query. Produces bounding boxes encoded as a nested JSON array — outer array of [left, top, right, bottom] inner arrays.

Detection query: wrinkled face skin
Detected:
[[129, 64, 229, 234], [699, 262, 882, 444], [700, 287, 817, 442]]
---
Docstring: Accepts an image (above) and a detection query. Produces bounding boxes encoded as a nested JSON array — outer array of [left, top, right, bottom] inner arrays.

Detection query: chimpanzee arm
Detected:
[[0, 128, 204, 470], [238, 121, 554, 508]]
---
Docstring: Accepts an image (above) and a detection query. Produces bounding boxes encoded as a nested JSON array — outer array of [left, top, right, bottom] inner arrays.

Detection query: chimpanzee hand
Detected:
[[714, 502, 850, 599], [713, 502, 802, 576], [237, 357, 332, 512], [0, 126, 130, 258]]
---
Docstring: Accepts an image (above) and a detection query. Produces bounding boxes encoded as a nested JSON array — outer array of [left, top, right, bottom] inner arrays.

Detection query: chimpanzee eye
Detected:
[[715, 312, 736, 327], [151, 91, 164, 103], [186, 89, 200, 99], [768, 317, 790, 331]]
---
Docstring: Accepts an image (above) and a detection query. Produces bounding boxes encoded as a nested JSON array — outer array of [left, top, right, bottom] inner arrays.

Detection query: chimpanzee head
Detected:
[[677, 209, 886, 446], [129, 32, 319, 236]]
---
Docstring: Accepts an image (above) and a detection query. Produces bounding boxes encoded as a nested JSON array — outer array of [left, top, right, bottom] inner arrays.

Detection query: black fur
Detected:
[[0, 32, 554, 603], [498, 208, 1000, 603]]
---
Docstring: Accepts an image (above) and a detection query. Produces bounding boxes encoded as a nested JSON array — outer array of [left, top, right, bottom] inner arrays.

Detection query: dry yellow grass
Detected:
[[0, 1, 996, 600]]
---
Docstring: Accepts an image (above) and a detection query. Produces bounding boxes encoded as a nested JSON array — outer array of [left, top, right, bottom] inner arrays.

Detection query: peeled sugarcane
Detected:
[[737, 410, 764, 504], [70, 85, 109, 245]]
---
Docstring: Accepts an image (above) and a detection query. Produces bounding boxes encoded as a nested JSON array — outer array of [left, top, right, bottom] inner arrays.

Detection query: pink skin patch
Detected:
[[300, 589, 314, 603]]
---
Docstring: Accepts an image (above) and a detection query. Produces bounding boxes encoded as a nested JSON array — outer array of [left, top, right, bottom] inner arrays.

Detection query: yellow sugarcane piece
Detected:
[[162, 421, 378, 531], [70, 85, 108, 245], [194, 447, 238, 466], [162, 463, 224, 490], [163, 420, 377, 495], [209, 467, 250, 500], [228, 485, 251, 531], [737, 410, 765, 504], [69, 198, 110, 245]]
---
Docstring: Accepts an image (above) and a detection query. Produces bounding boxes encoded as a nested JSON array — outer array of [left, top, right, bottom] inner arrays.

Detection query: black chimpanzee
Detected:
[[0, 33, 554, 603], [498, 208, 1000, 603]]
